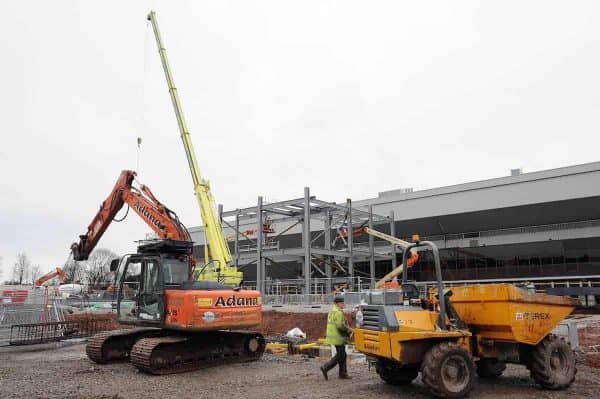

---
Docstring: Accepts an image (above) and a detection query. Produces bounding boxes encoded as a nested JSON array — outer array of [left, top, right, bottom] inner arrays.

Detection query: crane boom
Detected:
[[363, 227, 420, 288], [364, 227, 412, 249], [147, 11, 238, 285]]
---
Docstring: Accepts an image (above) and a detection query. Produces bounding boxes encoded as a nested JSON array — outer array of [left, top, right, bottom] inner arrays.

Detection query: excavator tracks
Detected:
[[86, 328, 161, 364], [130, 331, 266, 375]]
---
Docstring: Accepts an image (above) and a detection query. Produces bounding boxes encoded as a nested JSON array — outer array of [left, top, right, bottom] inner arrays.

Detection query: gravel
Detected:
[[1, 343, 599, 399]]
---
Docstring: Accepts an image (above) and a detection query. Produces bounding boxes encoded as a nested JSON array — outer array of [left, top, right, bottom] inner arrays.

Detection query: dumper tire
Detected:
[[422, 341, 476, 399], [375, 360, 418, 385], [476, 358, 506, 378], [527, 335, 576, 390]]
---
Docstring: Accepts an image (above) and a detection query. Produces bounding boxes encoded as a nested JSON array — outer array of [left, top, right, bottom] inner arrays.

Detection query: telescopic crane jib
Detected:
[[147, 11, 240, 286]]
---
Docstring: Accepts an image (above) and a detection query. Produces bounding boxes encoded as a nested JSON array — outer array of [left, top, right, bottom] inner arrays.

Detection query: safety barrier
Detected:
[[9, 319, 110, 345]]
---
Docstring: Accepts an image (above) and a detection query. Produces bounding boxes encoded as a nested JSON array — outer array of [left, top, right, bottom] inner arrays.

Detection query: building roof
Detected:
[[354, 161, 600, 222], [190, 161, 600, 242]]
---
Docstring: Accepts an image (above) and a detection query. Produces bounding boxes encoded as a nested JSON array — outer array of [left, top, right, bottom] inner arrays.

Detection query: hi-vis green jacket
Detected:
[[325, 305, 351, 346]]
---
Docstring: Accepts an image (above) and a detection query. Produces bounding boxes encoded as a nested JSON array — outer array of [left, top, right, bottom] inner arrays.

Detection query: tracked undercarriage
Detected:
[[86, 328, 265, 374]]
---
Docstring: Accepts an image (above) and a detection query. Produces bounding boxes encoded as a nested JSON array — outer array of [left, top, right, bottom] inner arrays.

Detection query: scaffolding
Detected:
[[214, 187, 397, 299]]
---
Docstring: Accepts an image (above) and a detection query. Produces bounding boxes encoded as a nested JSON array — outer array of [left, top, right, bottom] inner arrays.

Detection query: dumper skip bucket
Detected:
[[449, 284, 578, 345]]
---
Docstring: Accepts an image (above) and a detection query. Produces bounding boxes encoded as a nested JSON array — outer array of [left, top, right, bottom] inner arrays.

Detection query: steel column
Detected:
[[234, 210, 240, 268], [257, 196, 263, 294], [347, 198, 354, 290], [369, 205, 375, 288], [390, 211, 397, 269], [324, 209, 332, 294], [303, 187, 311, 301]]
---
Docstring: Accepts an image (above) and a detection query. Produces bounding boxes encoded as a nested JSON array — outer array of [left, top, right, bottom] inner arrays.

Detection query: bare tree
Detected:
[[83, 248, 118, 288], [12, 253, 31, 285], [30, 264, 42, 286]]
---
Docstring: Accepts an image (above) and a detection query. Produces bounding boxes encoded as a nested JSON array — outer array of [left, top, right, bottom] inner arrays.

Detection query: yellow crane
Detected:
[[147, 11, 241, 285]]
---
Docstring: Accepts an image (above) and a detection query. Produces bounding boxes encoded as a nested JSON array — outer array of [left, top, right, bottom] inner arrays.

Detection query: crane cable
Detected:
[[137, 19, 151, 175]]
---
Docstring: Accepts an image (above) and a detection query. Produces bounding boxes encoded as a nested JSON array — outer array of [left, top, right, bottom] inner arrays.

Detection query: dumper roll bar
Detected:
[[401, 241, 447, 331]]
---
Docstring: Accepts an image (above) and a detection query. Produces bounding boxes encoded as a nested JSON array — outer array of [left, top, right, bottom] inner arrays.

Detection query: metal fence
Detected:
[[0, 286, 69, 346], [258, 275, 600, 306], [0, 285, 114, 346], [263, 294, 335, 306], [2, 274, 597, 345], [9, 319, 111, 345], [244, 277, 376, 294]]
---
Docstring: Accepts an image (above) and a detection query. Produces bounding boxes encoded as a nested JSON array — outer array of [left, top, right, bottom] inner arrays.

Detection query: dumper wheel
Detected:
[[527, 335, 576, 390], [375, 359, 418, 385], [476, 358, 506, 378], [422, 342, 476, 399]]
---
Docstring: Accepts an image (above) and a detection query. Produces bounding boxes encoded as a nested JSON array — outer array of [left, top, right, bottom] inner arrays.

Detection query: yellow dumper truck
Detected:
[[354, 240, 578, 398]]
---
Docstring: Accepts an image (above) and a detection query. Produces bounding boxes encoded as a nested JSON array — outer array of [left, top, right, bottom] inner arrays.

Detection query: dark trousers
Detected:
[[322, 345, 348, 376]]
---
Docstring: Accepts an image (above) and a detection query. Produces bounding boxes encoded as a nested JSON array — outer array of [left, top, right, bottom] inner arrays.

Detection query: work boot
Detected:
[[338, 358, 349, 378], [319, 366, 329, 380]]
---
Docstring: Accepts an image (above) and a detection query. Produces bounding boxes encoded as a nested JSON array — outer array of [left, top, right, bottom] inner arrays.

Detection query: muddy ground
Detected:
[[1, 342, 599, 399]]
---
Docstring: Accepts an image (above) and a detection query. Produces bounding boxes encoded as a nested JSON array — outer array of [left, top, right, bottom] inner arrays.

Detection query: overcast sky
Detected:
[[1, 1, 599, 278]]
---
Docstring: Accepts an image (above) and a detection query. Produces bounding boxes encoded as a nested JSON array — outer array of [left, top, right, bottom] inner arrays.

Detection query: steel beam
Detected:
[[263, 208, 296, 217], [237, 247, 353, 260], [310, 198, 372, 218], [222, 197, 314, 217]]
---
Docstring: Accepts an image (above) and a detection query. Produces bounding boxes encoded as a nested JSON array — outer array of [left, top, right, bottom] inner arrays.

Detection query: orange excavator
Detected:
[[72, 170, 264, 374], [34, 267, 70, 287]]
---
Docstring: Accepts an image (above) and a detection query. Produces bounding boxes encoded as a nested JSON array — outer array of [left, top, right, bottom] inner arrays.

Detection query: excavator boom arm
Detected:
[[71, 170, 190, 261], [35, 267, 70, 287]]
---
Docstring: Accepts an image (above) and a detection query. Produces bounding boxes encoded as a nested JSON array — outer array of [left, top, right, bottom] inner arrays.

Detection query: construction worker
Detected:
[[320, 295, 353, 380]]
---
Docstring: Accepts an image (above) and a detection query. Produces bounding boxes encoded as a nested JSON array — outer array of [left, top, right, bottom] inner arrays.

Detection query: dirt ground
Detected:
[[1, 342, 599, 399], [261, 309, 329, 340]]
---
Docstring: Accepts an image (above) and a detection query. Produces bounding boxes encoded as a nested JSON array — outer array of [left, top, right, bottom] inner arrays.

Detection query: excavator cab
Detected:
[[114, 240, 193, 325], [116, 255, 164, 323]]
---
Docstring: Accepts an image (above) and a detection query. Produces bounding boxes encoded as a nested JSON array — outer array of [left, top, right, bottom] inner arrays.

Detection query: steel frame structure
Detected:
[[218, 187, 394, 298]]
